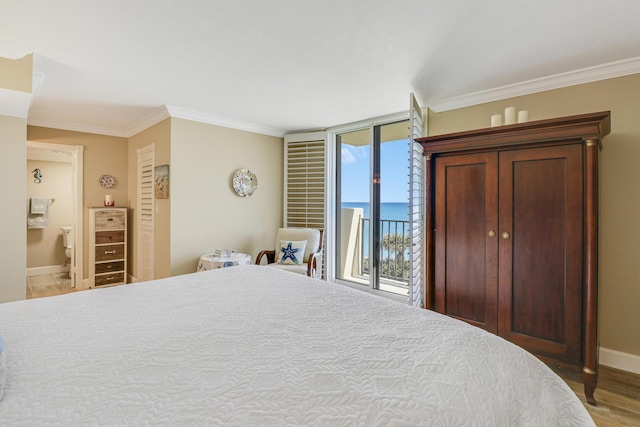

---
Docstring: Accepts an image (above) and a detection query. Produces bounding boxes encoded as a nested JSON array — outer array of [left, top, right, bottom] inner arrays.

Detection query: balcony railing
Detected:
[[360, 218, 410, 286]]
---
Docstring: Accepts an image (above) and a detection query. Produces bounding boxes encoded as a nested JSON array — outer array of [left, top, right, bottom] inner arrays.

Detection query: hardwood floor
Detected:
[[24, 274, 640, 425], [552, 366, 640, 426]]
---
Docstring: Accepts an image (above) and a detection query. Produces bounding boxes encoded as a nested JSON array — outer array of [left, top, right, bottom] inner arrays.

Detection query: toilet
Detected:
[[60, 226, 72, 258]]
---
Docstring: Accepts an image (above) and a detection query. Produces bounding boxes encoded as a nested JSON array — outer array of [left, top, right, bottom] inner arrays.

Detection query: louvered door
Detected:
[[408, 93, 425, 307], [136, 144, 154, 282]]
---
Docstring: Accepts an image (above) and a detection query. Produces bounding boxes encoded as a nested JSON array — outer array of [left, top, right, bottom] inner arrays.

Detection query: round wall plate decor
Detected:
[[232, 168, 257, 197], [99, 174, 116, 188]]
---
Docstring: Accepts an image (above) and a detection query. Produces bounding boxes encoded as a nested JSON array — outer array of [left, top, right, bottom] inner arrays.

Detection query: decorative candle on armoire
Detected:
[[104, 195, 114, 206], [491, 113, 503, 127], [505, 107, 516, 125], [518, 110, 529, 123]]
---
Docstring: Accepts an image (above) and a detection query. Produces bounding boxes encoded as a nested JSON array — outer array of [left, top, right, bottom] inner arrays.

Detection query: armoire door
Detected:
[[497, 144, 583, 364], [435, 152, 499, 332]]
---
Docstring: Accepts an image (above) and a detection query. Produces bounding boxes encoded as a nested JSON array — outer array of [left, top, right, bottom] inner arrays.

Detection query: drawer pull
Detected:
[[107, 218, 114, 222], [104, 250, 117, 255], [106, 276, 114, 280]]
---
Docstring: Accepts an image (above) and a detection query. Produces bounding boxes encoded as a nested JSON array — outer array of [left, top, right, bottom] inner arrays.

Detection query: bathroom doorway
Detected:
[[26, 141, 84, 290]]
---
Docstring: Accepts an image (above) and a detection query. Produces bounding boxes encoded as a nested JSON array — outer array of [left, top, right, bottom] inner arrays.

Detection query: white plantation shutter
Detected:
[[284, 132, 326, 229], [137, 144, 155, 282], [284, 132, 327, 275], [409, 93, 425, 307]]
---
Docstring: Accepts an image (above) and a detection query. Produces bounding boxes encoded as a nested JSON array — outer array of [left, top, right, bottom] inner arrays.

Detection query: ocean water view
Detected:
[[341, 202, 411, 281], [341, 202, 409, 221]]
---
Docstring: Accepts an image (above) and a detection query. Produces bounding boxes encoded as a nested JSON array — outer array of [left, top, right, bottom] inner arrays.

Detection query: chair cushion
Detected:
[[276, 240, 307, 265], [268, 263, 308, 275], [275, 228, 320, 263]]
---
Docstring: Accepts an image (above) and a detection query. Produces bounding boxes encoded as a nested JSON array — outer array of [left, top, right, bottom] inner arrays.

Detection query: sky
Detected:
[[341, 138, 410, 203]]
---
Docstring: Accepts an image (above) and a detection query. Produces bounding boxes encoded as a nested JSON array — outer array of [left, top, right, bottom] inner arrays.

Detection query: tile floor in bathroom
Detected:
[[26, 272, 81, 299]]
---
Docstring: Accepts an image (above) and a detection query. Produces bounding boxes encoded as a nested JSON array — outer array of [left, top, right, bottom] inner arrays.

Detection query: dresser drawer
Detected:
[[95, 261, 124, 274], [95, 230, 125, 244], [95, 210, 125, 230], [94, 272, 125, 287], [95, 244, 125, 261], [90, 207, 127, 289]]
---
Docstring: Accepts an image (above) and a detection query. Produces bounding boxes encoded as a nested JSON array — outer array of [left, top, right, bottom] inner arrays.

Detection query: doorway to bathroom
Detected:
[[26, 141, 84, 292]]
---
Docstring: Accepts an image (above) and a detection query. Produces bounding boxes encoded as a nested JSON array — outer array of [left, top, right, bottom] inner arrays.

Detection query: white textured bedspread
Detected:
[[0, 266, 593, 426]]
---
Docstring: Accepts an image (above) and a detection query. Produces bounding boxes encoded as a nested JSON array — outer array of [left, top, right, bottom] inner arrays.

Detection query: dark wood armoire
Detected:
[[417, 111, 611, 405]]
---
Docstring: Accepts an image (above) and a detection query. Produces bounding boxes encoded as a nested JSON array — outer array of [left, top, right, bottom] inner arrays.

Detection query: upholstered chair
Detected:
[[255, 228, 323, 279]]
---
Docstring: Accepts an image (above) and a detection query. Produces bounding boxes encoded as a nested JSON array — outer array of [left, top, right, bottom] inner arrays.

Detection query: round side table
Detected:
[[197, 253, 252, 272]]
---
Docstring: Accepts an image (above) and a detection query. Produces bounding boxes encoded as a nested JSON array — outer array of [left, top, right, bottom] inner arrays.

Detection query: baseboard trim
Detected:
[[599, 347, 640, 375], [27, 265, 70, 277]]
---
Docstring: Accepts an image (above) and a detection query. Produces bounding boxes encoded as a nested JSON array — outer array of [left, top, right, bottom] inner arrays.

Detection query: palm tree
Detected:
[[381, 233, 410, 257], [361, 231, 411, 281]]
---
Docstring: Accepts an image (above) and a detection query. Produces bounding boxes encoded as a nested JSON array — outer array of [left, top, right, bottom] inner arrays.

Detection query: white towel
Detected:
[[27, 198, 50, 228], [30, 197, 48, 215]]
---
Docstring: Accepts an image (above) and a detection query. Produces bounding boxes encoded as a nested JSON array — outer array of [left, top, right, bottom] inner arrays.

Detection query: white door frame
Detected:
[[26, 141, 84, 289]]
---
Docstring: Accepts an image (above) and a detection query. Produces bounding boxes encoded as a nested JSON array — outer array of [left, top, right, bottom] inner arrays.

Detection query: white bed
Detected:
[[0, 265, 593, 426]]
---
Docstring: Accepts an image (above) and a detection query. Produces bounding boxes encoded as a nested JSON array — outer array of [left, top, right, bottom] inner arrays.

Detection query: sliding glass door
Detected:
[[336, 120, 410, 296]]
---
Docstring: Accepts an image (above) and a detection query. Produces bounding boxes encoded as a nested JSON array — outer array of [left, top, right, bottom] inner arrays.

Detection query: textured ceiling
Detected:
[[2, 0, 640, 137]]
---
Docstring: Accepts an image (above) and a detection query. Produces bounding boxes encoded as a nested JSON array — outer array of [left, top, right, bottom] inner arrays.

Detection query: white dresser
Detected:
[[89, 207, 127, 287]]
